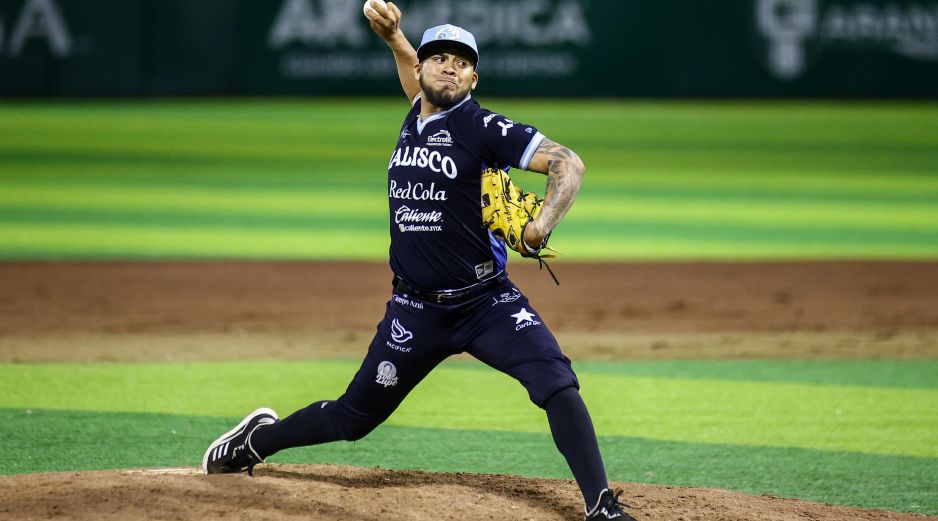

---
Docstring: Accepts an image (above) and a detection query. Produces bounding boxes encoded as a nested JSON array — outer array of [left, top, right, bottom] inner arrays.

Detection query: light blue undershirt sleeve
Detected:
[[519, 132, 545, 171]]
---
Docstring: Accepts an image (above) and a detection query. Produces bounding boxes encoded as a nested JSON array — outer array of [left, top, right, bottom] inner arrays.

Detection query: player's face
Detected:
[[416, 51, 478, 110]]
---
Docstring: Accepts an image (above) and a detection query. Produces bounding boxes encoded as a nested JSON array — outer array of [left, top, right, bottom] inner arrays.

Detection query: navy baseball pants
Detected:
[[333, 277, 579, 439], [250, 277, 608, 506], [253, 277, 579, 444]]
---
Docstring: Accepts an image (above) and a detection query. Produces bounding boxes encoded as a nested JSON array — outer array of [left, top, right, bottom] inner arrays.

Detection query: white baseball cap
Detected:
[[416, 24, 479, 66]]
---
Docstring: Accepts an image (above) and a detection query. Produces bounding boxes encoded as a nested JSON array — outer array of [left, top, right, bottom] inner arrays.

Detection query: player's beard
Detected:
[[419, 74, 469, 110]]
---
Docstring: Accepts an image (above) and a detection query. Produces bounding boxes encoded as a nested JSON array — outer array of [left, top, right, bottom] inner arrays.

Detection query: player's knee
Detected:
[[542, 385, 580, 410], [530, 377, 580, 409]]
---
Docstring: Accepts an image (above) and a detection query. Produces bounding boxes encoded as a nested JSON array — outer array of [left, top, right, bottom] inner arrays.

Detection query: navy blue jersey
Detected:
[[387, 95, 544, 291]]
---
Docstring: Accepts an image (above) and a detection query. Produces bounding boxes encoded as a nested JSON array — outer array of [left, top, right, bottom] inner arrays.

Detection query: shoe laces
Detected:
[[589, 489, 630, 518], [603, 489, 623, 511], [226, 441, 262, 476], [606, 489, 638, 520]]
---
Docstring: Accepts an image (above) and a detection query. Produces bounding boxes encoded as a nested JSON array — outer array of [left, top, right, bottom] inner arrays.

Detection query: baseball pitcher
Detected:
[[202, 3, 636, 519]]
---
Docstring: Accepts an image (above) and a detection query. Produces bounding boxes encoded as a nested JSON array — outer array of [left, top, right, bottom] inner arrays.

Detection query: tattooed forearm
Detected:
[[531, 138, 585, 237]]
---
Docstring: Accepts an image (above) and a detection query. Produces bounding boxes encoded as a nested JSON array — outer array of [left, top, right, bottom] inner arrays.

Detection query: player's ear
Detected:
[[470, 71, 478, 90], [414, 62, 422, 81]]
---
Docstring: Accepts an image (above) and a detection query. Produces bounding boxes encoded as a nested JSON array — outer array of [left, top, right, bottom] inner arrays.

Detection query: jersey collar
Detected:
[[415, 94, 472, 135]]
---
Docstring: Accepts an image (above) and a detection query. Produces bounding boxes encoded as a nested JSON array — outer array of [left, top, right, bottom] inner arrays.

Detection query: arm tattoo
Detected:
[[534, 138, 584, 233]]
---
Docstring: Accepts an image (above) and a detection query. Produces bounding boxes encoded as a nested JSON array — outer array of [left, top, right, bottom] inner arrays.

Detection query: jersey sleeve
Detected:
[[472, 109, 545, 171]]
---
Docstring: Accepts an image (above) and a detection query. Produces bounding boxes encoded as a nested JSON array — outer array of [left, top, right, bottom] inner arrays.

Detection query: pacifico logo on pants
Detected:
[[390, 318, 413, 343], [385, 319, 414, 353]]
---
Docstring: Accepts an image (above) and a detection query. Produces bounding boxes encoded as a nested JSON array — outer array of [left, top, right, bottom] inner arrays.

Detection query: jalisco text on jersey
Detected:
[[388, 180, 448, 201], [388, 147, 459, 179]]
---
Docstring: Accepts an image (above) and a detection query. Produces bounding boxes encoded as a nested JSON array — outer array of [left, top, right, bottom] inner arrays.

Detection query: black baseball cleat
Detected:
[[585, 489, 638, 521], [202, 407, 278, 475]]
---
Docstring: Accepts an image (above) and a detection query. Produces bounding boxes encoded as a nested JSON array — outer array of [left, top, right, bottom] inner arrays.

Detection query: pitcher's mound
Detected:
[[0, 464, 931, 520]]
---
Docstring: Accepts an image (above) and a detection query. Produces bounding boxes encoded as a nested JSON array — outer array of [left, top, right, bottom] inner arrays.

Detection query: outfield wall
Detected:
[[1, 0, 937, 97]]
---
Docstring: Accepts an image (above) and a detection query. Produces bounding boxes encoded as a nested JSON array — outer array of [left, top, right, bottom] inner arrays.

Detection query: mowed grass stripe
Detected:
[[2, 409, 935, 514], [3, 101, 937, 172], [3, 140, 934, 175], [8, 106, 936, 150], [2, 100, 937, 260], [2, 208, 934, 247], [3, 173, 934, 255], [3, 224, 937, 260], [5, 146, 938, 199], [5, 161, 937, 213], [561, 238, 938, 260], [524, 360, 938, 390], [569, 200, 938, 233], [507, 100, 938, 147], [0, 185, 387, 220], [0, 144, 394, 166], [0, 167, 388, 193], [4, 102, 936, 165], [583, 169, 938, 196], [565, 219, 938, 247], [3, 181, 936, 232], [0, 224, 390, 260], [5, 162, 938, 203], [0, 208, 380, 231], [1, 361, 935, 458], [3, 201, 935, 243]]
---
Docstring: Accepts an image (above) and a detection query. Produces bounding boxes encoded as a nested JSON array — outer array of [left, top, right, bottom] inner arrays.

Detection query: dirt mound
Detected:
[[2, 261, 937, 363], [0, 464, 932, 521]]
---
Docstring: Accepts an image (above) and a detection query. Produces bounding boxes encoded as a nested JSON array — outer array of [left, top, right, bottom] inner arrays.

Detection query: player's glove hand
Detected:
[[480, 167, 554, 259]]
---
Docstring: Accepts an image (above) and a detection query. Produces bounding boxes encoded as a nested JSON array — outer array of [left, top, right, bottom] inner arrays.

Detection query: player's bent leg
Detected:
[[327, 338, 450, 440], [250, 394, 390, 460], [249, 303, 453, 460], [249, 352, 444, 457], [248, 400, 342, 458]]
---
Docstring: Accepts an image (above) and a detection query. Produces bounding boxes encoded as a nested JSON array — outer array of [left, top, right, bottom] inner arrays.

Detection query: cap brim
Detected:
[[416, 40, 478, 66]]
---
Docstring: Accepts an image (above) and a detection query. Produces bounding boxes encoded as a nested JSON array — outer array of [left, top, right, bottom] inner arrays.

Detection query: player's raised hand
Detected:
[[363, 0, 403, 41]]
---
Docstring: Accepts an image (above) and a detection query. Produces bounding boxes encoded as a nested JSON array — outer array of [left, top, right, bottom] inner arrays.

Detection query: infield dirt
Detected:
[[1, 261, 937, 520]]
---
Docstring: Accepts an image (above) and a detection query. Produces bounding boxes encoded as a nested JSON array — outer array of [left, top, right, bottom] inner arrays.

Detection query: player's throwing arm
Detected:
[[363, 0, 420, 102], [522, 138, 586, 254]]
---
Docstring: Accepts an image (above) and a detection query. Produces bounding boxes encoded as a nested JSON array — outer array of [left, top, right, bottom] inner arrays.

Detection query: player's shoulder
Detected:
[[452, 98, 518, 131]]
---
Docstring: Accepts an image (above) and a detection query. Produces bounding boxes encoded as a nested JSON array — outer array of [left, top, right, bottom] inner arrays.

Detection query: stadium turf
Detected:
[[1, 100, 936, 260], [2, 100, 936, 514], [1, 358, 936, 514]]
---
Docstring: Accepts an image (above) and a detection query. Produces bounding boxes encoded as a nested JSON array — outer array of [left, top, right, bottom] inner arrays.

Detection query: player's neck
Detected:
[[418, 97, 446, 120], [418, 93, 470, 120]]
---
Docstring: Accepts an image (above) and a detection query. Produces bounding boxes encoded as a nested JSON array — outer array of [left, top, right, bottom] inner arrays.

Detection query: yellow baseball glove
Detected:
[[480, 167, 554, 259]]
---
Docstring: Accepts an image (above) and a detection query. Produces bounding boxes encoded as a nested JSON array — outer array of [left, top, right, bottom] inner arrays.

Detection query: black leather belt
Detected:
[[392, 274, 506, 305]]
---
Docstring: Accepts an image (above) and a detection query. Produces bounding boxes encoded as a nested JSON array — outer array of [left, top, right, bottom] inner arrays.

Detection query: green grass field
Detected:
[[2, 100, 937, 515], [2, 360, 937, 514], [1, 99, 936, 259]]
